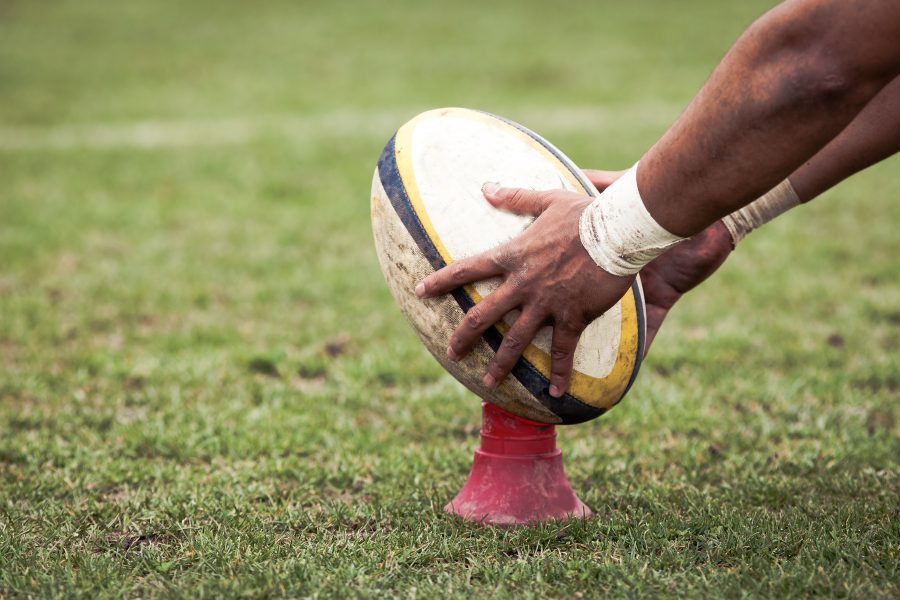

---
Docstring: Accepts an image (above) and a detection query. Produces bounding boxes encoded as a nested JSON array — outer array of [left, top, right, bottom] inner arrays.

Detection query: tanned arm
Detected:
[[587, 74, 900, 352], [633, 73, 900, 351]]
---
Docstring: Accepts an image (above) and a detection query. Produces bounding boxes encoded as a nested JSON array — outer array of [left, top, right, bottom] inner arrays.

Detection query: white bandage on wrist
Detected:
[[578, 163, 685, 276], [721, 178, 800, 247]]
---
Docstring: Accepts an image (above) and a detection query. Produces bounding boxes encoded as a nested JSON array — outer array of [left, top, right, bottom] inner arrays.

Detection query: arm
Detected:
[[790, 74, 900, 201], [418, 0, 900, 397], [640, 0, 900, 236], [591, 74, 900, 352]]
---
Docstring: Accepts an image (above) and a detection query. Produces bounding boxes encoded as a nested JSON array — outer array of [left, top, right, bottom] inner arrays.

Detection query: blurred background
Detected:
[[1, 0, 897, 597]]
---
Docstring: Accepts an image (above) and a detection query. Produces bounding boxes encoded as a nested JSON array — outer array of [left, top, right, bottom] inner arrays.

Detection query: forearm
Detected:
[[790, 75, 900, 202], [722, 74, 900, 243], [639, 0, 900, 236]]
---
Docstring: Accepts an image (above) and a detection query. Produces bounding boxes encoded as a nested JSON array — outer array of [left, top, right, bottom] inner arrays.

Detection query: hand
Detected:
[[415, 182, 634, 398], [637, 221, 733, 351], [583, 170, 734, 355]]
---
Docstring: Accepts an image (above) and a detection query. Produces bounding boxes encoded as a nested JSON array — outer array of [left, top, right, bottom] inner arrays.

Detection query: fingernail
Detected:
[[447, 347, 459, 361], [415, 282, 426, 297], [483, 373, 496, 389], [549, 384, 561, 397], [482, 182, 499, 195]]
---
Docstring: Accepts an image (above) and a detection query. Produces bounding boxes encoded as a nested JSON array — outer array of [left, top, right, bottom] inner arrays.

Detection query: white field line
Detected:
[[0, 103, 682, 151]]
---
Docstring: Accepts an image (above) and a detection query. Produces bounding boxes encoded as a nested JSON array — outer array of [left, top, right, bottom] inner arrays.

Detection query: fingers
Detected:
[[482, 183, 553, 216], [548, 324, 582, 397], [447, 285, 519, 362], [416, 253, 503, 299], [483, 310, 544, 390], [582, 169, 626, 192], [642, 304, 667, 358]]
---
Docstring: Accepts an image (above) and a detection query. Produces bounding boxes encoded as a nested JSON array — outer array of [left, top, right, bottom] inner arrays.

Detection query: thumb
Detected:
[[482, 183, 552, 216]]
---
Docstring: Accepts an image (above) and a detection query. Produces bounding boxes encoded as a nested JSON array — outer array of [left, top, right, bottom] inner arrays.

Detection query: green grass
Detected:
[[1, 0, 897, 597]]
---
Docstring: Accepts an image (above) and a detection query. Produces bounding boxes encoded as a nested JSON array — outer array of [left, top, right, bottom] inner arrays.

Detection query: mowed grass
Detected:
[[1, 0, 897, 597]]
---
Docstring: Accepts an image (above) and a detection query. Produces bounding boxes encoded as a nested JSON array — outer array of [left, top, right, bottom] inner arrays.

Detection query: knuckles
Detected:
[[550, 348, 571, 361], [464, 306, 483, 329], [451, 263, 470, 284], [554, 310, 587, 333], [501, 332, 524, 353], [505, 188, 528, 208], [507, 271, 527, 291], [492, 245, 519, 271], [487, 362, 508, 379]]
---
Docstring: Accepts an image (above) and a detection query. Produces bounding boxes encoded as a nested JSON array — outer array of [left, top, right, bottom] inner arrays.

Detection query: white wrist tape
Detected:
[[578, 163, 685, 276], [720, 178, 800, 246]]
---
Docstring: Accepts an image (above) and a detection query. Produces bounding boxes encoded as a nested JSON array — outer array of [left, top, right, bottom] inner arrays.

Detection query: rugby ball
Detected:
[[371, 108, 645, 424]]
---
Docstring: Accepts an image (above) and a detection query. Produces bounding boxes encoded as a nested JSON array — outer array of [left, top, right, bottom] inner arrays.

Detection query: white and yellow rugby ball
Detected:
[[371, 108, 645, 424]]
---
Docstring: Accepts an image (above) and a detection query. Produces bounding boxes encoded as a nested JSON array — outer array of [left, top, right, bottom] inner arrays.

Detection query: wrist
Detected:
[[720, 178, 801, 247], [578, 163, 686, 276]]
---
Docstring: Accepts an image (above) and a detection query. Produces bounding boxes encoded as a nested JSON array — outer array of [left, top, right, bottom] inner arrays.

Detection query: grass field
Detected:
[[1, 0, 898, 597]]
